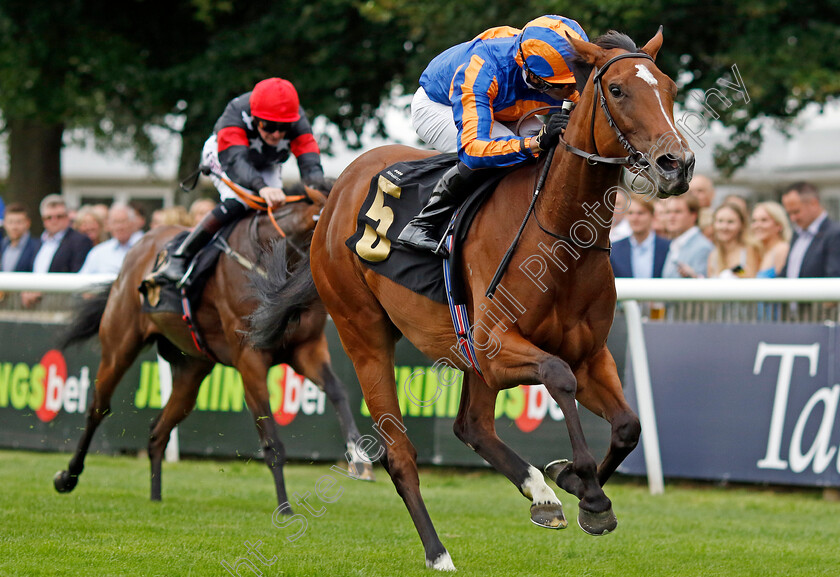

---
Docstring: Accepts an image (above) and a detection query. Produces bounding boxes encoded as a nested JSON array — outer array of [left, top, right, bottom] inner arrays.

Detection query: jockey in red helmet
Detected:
[[154, 77, 326, 285], [399, 16, 588, 253]]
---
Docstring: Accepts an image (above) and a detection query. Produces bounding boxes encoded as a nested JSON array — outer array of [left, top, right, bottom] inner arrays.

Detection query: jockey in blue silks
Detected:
[[398, 15, 589, 254]]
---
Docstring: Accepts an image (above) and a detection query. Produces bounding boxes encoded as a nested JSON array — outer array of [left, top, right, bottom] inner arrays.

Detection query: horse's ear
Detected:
[[566, 33, 607, 66], [640, 26, 664, 61], [304, 185, 328, 207]]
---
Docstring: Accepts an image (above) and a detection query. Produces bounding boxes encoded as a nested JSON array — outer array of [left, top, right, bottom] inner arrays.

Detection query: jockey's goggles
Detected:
[[519, 44, 574, 93], [528, 73, 573, 94], [257, 119, 292, 134]]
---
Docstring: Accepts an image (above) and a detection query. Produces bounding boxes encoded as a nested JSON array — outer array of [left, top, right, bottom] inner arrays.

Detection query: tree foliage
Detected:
[[381, 0, 840, 175], [1, 0, 838, 208], [0, 0, 412, 206], [167, 0, 412, 181]]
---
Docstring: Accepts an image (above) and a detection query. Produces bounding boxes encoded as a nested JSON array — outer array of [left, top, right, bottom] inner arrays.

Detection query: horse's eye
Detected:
[[609, 85, 623, 97]]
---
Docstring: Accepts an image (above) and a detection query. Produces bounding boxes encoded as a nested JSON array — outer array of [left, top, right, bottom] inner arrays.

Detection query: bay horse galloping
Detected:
[[251, 30, 692, 569], [54, 188, 373, 506]]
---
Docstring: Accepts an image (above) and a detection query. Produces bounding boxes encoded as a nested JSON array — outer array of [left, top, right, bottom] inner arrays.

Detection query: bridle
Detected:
[[486, 51, 659, 298], [558, 51, 655, 170]]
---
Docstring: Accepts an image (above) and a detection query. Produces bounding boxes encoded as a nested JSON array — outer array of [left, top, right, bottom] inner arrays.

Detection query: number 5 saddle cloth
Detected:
[[346, 153, 513, 304]]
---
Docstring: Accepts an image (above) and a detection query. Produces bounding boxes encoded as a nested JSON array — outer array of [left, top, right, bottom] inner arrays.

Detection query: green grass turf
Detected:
[[0, 449, 837, 576]]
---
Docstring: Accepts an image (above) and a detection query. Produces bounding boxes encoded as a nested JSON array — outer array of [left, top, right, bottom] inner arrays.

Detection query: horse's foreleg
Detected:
[[235, 350, 290, 510], [574, 346, 641, 486], [54, 331, 144, 494], [289, 333, 373, 481], [148, 354, 213, 501], [454, 372, 567, 529], [539, 355, 617, 536]]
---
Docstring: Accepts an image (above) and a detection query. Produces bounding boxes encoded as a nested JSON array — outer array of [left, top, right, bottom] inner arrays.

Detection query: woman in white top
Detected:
[[707, 202, 760, 278], [751, 201, 791, 278]]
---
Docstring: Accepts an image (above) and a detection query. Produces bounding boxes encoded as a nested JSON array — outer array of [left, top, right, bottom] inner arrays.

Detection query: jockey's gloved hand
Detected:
[[534, 109, 570, 151], [259, 186, 287, 208]]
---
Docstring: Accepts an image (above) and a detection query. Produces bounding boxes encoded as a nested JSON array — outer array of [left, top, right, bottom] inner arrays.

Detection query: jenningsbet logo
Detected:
[[0, 350, 91, 422], [361, 365, 567, 432], [134, 362, 328, 425], [0, 352, 328, 425], [1, 354, 563, 432]]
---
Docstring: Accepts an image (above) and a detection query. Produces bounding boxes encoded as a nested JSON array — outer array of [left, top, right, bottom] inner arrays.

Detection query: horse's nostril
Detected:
[[655, 154, 680, 173]]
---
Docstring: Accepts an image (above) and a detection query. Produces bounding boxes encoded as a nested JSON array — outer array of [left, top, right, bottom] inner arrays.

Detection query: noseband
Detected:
[[559, 52, 655, 169]]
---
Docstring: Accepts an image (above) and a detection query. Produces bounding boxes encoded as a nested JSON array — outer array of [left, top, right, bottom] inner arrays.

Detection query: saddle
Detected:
[[346, 154, 514, 304], [139, 220, 240, 315]]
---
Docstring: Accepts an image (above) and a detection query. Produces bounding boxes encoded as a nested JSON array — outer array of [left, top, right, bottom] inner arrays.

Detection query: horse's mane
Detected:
[[572, 30, 639, 92]]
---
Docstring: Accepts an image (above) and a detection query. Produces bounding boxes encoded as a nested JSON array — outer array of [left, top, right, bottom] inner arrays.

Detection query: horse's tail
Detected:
[[58, 283, 113, 349], [248, 247, 319, 350]]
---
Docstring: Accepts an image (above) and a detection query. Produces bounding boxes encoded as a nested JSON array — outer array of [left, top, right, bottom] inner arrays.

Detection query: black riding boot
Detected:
[[153, 199, 247, 286], [397, 162, 476, 254]]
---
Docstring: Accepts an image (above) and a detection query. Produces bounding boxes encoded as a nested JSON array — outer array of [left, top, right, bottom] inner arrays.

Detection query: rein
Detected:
[[182, 164, 307, 238], [213, 171, 306, 238], [486, 51, 653, 298]]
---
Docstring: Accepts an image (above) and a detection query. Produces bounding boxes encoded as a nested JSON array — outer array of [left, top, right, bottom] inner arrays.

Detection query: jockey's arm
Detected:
[[289, 113, 327, 189], [452, 56, 541, 170], [217, 126, 272, 192]]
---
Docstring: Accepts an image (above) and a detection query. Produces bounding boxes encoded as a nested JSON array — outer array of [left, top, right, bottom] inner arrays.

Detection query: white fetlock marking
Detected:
[[521, 466, 561, 506], [351, 441, 373, 465], [426, 552, 456, 571]]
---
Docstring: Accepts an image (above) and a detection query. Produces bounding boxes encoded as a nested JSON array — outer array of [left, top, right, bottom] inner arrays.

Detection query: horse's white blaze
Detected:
[[427, 552, 456, 571], [653, 91, 680, 138], [635, 64, 658, 86], [635, 64, 680, 139], [521, 466, 561, 505]]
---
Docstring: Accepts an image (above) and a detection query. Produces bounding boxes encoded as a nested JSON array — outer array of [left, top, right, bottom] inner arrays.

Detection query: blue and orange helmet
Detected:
[[514, 15, 589, 85]]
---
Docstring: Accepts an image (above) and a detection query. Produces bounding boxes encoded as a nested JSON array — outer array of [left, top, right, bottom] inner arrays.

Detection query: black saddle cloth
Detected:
[[346, 154, 514, 304], [139, 221, 238, 314]]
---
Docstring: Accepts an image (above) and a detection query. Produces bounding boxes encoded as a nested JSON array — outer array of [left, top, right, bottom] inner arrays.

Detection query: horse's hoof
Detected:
[[53, 470, 78, 493], [350, 461, 376, 482], [545, 459, 583, 496], [545, 459, 573, 485], [425, 552, 456, 571], [347, 461, 376, 481], [577, 506, 617, 536], [530, 502, 567, 529]]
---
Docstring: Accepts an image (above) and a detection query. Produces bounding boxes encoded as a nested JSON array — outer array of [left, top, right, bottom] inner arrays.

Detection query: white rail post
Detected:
[[622, 300, 664, 495]]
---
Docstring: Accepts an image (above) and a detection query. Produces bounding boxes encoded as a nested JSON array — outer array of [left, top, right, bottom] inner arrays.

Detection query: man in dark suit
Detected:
[[0, 203, 41, 272], [610, 196, 671, 278], [22, 195, 93, 308], [31, 195, 93, 273], [781, 182, 840, 278]]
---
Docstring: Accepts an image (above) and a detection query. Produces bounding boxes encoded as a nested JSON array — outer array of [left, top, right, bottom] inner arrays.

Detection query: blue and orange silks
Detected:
[[419, 16, 588, 169]]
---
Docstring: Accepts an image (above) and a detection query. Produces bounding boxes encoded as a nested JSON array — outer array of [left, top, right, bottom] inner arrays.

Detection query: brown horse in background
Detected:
[[250, 30, 693, 569], [54, 187, 373, 507]]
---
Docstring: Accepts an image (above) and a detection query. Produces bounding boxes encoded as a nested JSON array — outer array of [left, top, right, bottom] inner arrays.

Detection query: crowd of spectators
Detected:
[[0, 196, 217, 308], [0, 178, 836, 307], [611, 178, 840, 281]]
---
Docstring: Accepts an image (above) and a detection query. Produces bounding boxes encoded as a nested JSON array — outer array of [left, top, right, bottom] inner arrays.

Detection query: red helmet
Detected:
[[250, 78, 301, 123]]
